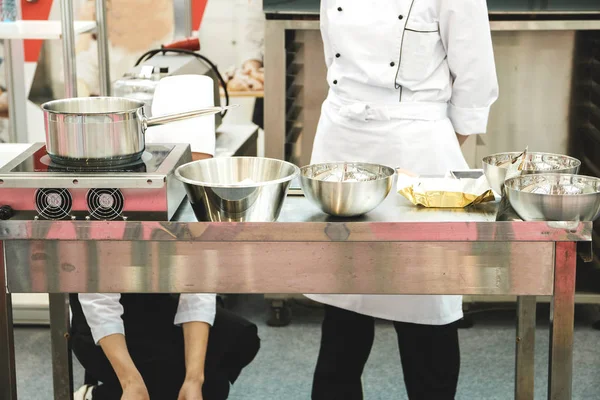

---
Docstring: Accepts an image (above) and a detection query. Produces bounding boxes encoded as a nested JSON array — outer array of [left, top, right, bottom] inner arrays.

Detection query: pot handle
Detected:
[[143, 105, 239, 130]]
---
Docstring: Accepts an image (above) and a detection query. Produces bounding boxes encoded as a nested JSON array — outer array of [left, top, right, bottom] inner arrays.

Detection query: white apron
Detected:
[[305, 92, 468, 325], [306, 0, 498, 324]]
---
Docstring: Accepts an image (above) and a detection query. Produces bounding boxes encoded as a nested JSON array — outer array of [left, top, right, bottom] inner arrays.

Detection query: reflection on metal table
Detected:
[[0, 193, 592, 400]]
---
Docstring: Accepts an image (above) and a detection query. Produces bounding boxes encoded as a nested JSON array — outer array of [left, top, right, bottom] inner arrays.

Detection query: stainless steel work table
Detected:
[[0, 194, 593, 400]]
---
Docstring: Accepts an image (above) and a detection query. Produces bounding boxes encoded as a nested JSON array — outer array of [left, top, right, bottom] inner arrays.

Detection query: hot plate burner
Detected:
[[48, 151, 149, 169], [42, 153, 150, 173], [9, 144, 172, 174]]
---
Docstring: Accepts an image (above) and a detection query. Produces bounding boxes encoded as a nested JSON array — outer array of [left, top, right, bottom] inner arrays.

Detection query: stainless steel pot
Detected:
[[42, 97, 235, 166]]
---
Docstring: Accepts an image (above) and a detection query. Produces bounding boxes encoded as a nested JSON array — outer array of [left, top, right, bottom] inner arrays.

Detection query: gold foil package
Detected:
[[397, 172, 495, 208]]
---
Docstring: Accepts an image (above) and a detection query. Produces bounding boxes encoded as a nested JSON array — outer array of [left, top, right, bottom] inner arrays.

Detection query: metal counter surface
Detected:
[[0, 194, 590, 245], [175, 192, 500, 223], [0, 194, 590, 296]]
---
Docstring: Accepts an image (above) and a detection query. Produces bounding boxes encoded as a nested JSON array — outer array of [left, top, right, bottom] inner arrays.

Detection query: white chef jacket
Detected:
[[79, 75, 219, 345], [307, 0, 498, 324], [320, 0, 498, 134], [239, 0, 265, 64], [79, 293, 216, 344]]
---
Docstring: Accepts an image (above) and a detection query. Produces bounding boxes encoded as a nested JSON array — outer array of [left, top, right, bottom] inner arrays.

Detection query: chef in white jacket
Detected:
[[307, 1, 498, 399], [72, 76, 259, 400]]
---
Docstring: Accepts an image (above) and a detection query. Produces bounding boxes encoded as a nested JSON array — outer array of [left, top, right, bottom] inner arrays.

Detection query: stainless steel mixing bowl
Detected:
[[175, 157, 300, 222], [505, 174, 600, 221], [482, 152, 581, 194], [300, 162, 395, 217]]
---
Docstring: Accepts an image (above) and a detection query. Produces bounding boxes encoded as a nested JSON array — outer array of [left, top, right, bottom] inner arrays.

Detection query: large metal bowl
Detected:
[[300, 162, 395, 217], [482, 152, 581, 194], [505, 174, 600, 221], [175, 157, 300, 222]]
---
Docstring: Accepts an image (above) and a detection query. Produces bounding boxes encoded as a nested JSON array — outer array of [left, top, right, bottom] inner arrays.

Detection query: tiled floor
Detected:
[[12, 297, 600, 399]]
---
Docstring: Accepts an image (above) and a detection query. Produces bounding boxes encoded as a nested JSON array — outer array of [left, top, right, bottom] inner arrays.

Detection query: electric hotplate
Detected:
[[9, 144, 174, 173]]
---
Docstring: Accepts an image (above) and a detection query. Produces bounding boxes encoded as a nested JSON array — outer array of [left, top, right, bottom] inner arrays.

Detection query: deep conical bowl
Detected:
[[175, 157, 299, 222]]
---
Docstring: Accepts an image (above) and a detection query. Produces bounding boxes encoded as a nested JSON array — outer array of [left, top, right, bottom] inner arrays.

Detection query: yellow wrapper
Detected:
[[397, 174, 495, 208], [398, 187, 495, 208]]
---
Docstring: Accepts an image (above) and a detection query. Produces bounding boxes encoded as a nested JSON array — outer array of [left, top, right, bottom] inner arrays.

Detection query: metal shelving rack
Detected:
[[1, 0, 111, 143], [0, 1, 111, 397]]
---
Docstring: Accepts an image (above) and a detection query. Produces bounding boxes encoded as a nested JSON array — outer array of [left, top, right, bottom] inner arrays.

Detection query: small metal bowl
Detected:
[[300, 162, 395, 217], [482, 152, 581, 194], [505, 174, 600, 221], [175, 157, 299, 222]]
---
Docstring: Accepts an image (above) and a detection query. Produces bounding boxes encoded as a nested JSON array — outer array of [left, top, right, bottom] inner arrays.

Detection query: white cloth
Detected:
[[78, 293, 216, 344], [79, 75, 219, 344], [306, 0, 498, 324], [146, 75, 217, 155]]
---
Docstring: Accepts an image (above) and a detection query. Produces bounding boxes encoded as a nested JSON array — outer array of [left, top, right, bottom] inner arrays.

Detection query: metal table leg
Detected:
[[515, 295, 536, 400], [54, 1, 77, 395], [0, 241, 18, 400], [60, 0, 78, 98], [95, 0, 111, 96], [4, 38, 29, 143], [548, 242, 577, 400], [264, 19, 286, 160], [49, 294, 74, 400]]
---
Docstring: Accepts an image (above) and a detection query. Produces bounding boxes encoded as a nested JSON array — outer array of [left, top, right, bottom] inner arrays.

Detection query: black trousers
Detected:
[[312, 305, 460, 400], [71, 308, 260, 400]]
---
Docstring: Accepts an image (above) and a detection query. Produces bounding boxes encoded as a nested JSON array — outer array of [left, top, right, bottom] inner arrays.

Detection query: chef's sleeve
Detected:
[[320, 0, 334, 68], [174, 294, 217, 326], [239, 0, 265, 63], [439, 0, 499, 135], [78, 293, 125, 345]]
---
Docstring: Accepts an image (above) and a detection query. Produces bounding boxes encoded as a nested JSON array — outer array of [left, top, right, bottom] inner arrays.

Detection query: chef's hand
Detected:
[[179, 321, 209, 400], [98, 334, 149, 400], [178, 379, 203, 400], [121, 379, 149, 400], [456, 133, 468, 146]]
